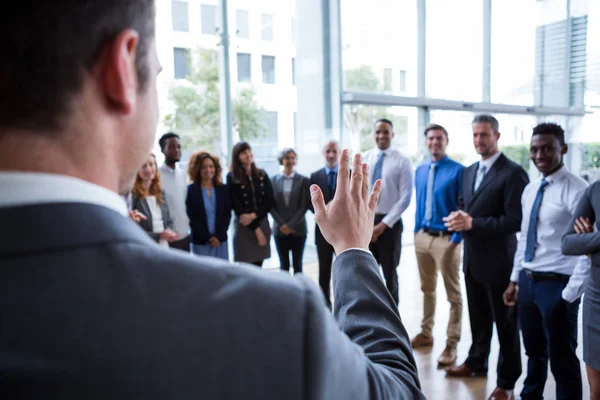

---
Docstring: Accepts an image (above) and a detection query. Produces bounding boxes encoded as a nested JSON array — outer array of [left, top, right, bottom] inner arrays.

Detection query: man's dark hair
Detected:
[[0, 0, 156, 133], [424, 123, 448, 138], [472, 114, 500, 133], [159, 132, 181, 150], [532, 122, 566, 146], [375, 119, 394, 129]]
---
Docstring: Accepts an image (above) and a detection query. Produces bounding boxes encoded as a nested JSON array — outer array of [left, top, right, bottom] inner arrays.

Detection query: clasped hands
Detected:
[[443, 210, 473, 232]]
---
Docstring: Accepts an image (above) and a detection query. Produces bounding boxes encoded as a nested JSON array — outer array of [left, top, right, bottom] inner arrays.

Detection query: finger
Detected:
[[310, 184, 327, 222], [362, 163, 369, 202], [574, 225, 583, 234], [368, 179, 383, 211], [575, 219, 586, 233], [351, 153, 363, 198], [336, 149, 350, 194]]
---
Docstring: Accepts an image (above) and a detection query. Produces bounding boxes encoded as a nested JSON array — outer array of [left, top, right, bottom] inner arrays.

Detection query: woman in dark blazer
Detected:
[[186, 150, 231, 260], [131, 153, 179, 247], [562, 180, 600, 399], [226, 141, 274, 267], [270, 148, 309, 274]]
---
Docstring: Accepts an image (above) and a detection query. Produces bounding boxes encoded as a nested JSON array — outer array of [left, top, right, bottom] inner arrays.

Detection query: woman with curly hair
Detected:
[[227, 142, 274, 267], [131, 154, 179, 247], [186, 151, 231, 260]]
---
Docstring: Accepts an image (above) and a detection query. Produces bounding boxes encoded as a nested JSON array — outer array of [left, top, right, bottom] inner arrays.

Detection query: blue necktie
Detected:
[[328, 170, 336, 194], [425, 163, 437, 223], [524, 179, 549, 262], [371, 152, 385, 186]]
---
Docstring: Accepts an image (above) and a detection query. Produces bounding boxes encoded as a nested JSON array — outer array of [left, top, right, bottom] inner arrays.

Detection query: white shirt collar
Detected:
[[542, 165, 569, 184], [283, 171, 295, 178], [479, 151, 502, 172], [0, 172, 128, 216], [160, 162, 178, 174]]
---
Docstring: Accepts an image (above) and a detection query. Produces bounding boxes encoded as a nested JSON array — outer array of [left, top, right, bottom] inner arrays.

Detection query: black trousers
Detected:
[[465, 270, 522, 389], [316, 228, 335, 307], [518, 271, 581, 400], [274, 235, 306, 274], [369, 215, 402, 305], [169, 235, 190, 252]]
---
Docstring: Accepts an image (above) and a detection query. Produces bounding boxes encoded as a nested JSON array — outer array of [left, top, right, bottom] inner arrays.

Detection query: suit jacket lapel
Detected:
[[468, 155, 505, 206], [320, 169, 331, 200], [275, 176, 286, 209]]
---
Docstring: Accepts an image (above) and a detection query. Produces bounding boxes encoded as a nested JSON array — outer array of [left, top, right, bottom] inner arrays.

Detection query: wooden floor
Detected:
[[275, 245, 590, 399]]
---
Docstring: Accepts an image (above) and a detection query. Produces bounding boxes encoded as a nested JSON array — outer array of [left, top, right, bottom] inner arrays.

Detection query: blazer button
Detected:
[[241, 185, 245, 189]]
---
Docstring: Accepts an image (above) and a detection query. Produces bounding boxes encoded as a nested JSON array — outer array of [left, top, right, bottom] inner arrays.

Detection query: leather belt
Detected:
[[523, 269, 570, 282], [422, 228, 449, 238]]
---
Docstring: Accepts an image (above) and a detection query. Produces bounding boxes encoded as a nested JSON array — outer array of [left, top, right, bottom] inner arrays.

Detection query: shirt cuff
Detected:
[[509, 269, 521, 283], [562, 287, 580, 304], [337, 247, 372, 256]]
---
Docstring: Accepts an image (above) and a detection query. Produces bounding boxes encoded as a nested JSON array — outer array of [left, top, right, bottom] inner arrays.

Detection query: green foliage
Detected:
[[581, 142, 600, 170], [343, 65, 407, 152], [502, 144, 531, 173], [164, 48, 266, 154]]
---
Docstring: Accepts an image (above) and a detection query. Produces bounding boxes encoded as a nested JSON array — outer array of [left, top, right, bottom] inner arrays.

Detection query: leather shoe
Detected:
[[487, 387, 514, 400], [437, 346, 457, 365], [446, 362, 487, 377], [410, 333, 433, 348]]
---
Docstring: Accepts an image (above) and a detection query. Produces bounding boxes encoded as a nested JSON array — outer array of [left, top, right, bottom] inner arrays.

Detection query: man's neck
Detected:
[[284, 168, 294, 176], [164, 160, 177, 169], [543, 163, 564, 177], [326, 164, 337, 171], [481, 149, 499, 161], [431, 153, 446, 162]]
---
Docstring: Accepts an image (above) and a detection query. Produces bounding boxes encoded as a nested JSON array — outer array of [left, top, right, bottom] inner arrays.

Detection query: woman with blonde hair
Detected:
[[186, 151, 231, 260], [131, 154, 179, 247]]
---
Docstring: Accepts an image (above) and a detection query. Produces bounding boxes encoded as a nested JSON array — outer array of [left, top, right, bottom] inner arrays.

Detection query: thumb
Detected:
[[310, 184, 326, 218]]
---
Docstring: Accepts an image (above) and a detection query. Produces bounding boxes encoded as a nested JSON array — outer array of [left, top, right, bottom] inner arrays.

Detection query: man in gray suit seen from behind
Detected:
[[0, 1, 423, 399]]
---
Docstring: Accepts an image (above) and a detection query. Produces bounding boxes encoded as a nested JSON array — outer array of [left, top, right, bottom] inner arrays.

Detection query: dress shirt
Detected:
[[282, 171, 295, 206], [364, 146, 413, 227], [478, 151, 503, 176], [510, 166, 590, 302], [159, 163, 190, 238], [414, 155, 464, 244], [0, 172, 127, 216]]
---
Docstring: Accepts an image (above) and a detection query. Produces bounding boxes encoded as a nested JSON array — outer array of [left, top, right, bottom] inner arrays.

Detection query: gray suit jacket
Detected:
[[270, 173, 309, 237], [131, 192, 174, 243], [0, 202, 423, 399]]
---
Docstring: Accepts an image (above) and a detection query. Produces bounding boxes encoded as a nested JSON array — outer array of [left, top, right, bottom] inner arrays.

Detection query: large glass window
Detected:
[[173, 47, 189, 79], [341, 0, 417, 97], [425, 0, 483, 101], [261, 13, 274, 41], [237, 53, 252, 82], [262, 55, 276, 84], [171, 0, 189, 32], [201, 5, 217, 35], [236, 9, 250, 39]]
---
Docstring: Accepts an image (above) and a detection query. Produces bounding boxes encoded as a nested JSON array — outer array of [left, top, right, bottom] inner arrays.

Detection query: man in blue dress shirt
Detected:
[[411, 124, 464, 366]]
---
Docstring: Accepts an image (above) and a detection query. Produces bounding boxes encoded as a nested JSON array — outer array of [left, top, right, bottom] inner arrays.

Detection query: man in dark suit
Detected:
[[0, 1, 424, 398], [444, 115, 528, 400], [309, 140, 341, 307]]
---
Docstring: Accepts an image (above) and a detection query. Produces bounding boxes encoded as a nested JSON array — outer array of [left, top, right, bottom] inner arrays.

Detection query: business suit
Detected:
[[0, 202, 424, 399], [460, 153, 528, 389], [186, 183, 231, 245], [310, 167, 337, 305], [270, 173, 309, 273], [131, 193, 174, 243]]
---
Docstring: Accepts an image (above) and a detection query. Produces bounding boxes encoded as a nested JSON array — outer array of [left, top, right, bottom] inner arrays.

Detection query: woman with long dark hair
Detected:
[[227, 142, 274, 267], [563, 180, 600, 399], [186, 151, 231, 260], [131, 154, 179, 247]]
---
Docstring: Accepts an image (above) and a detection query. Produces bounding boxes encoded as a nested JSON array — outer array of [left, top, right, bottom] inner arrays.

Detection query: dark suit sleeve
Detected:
[[248, 173, 274, 231], [300, 250, 423, 399], [185, 185, 199, 224], [226, 173, 244, 217], [562, 185, 600, 260], [308, 173, 316, 213], [470, 167, 529, 237], [217, 185, 232, 241], [287, 177, 309, 228]]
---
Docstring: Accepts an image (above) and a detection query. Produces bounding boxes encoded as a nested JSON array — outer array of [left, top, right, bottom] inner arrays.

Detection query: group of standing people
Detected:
[[127, 117, 600, 400], [409, 114, 600, 400]]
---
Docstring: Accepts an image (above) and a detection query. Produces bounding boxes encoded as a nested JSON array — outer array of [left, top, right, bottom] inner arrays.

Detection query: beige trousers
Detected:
[[414, 230, 463, 348]]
